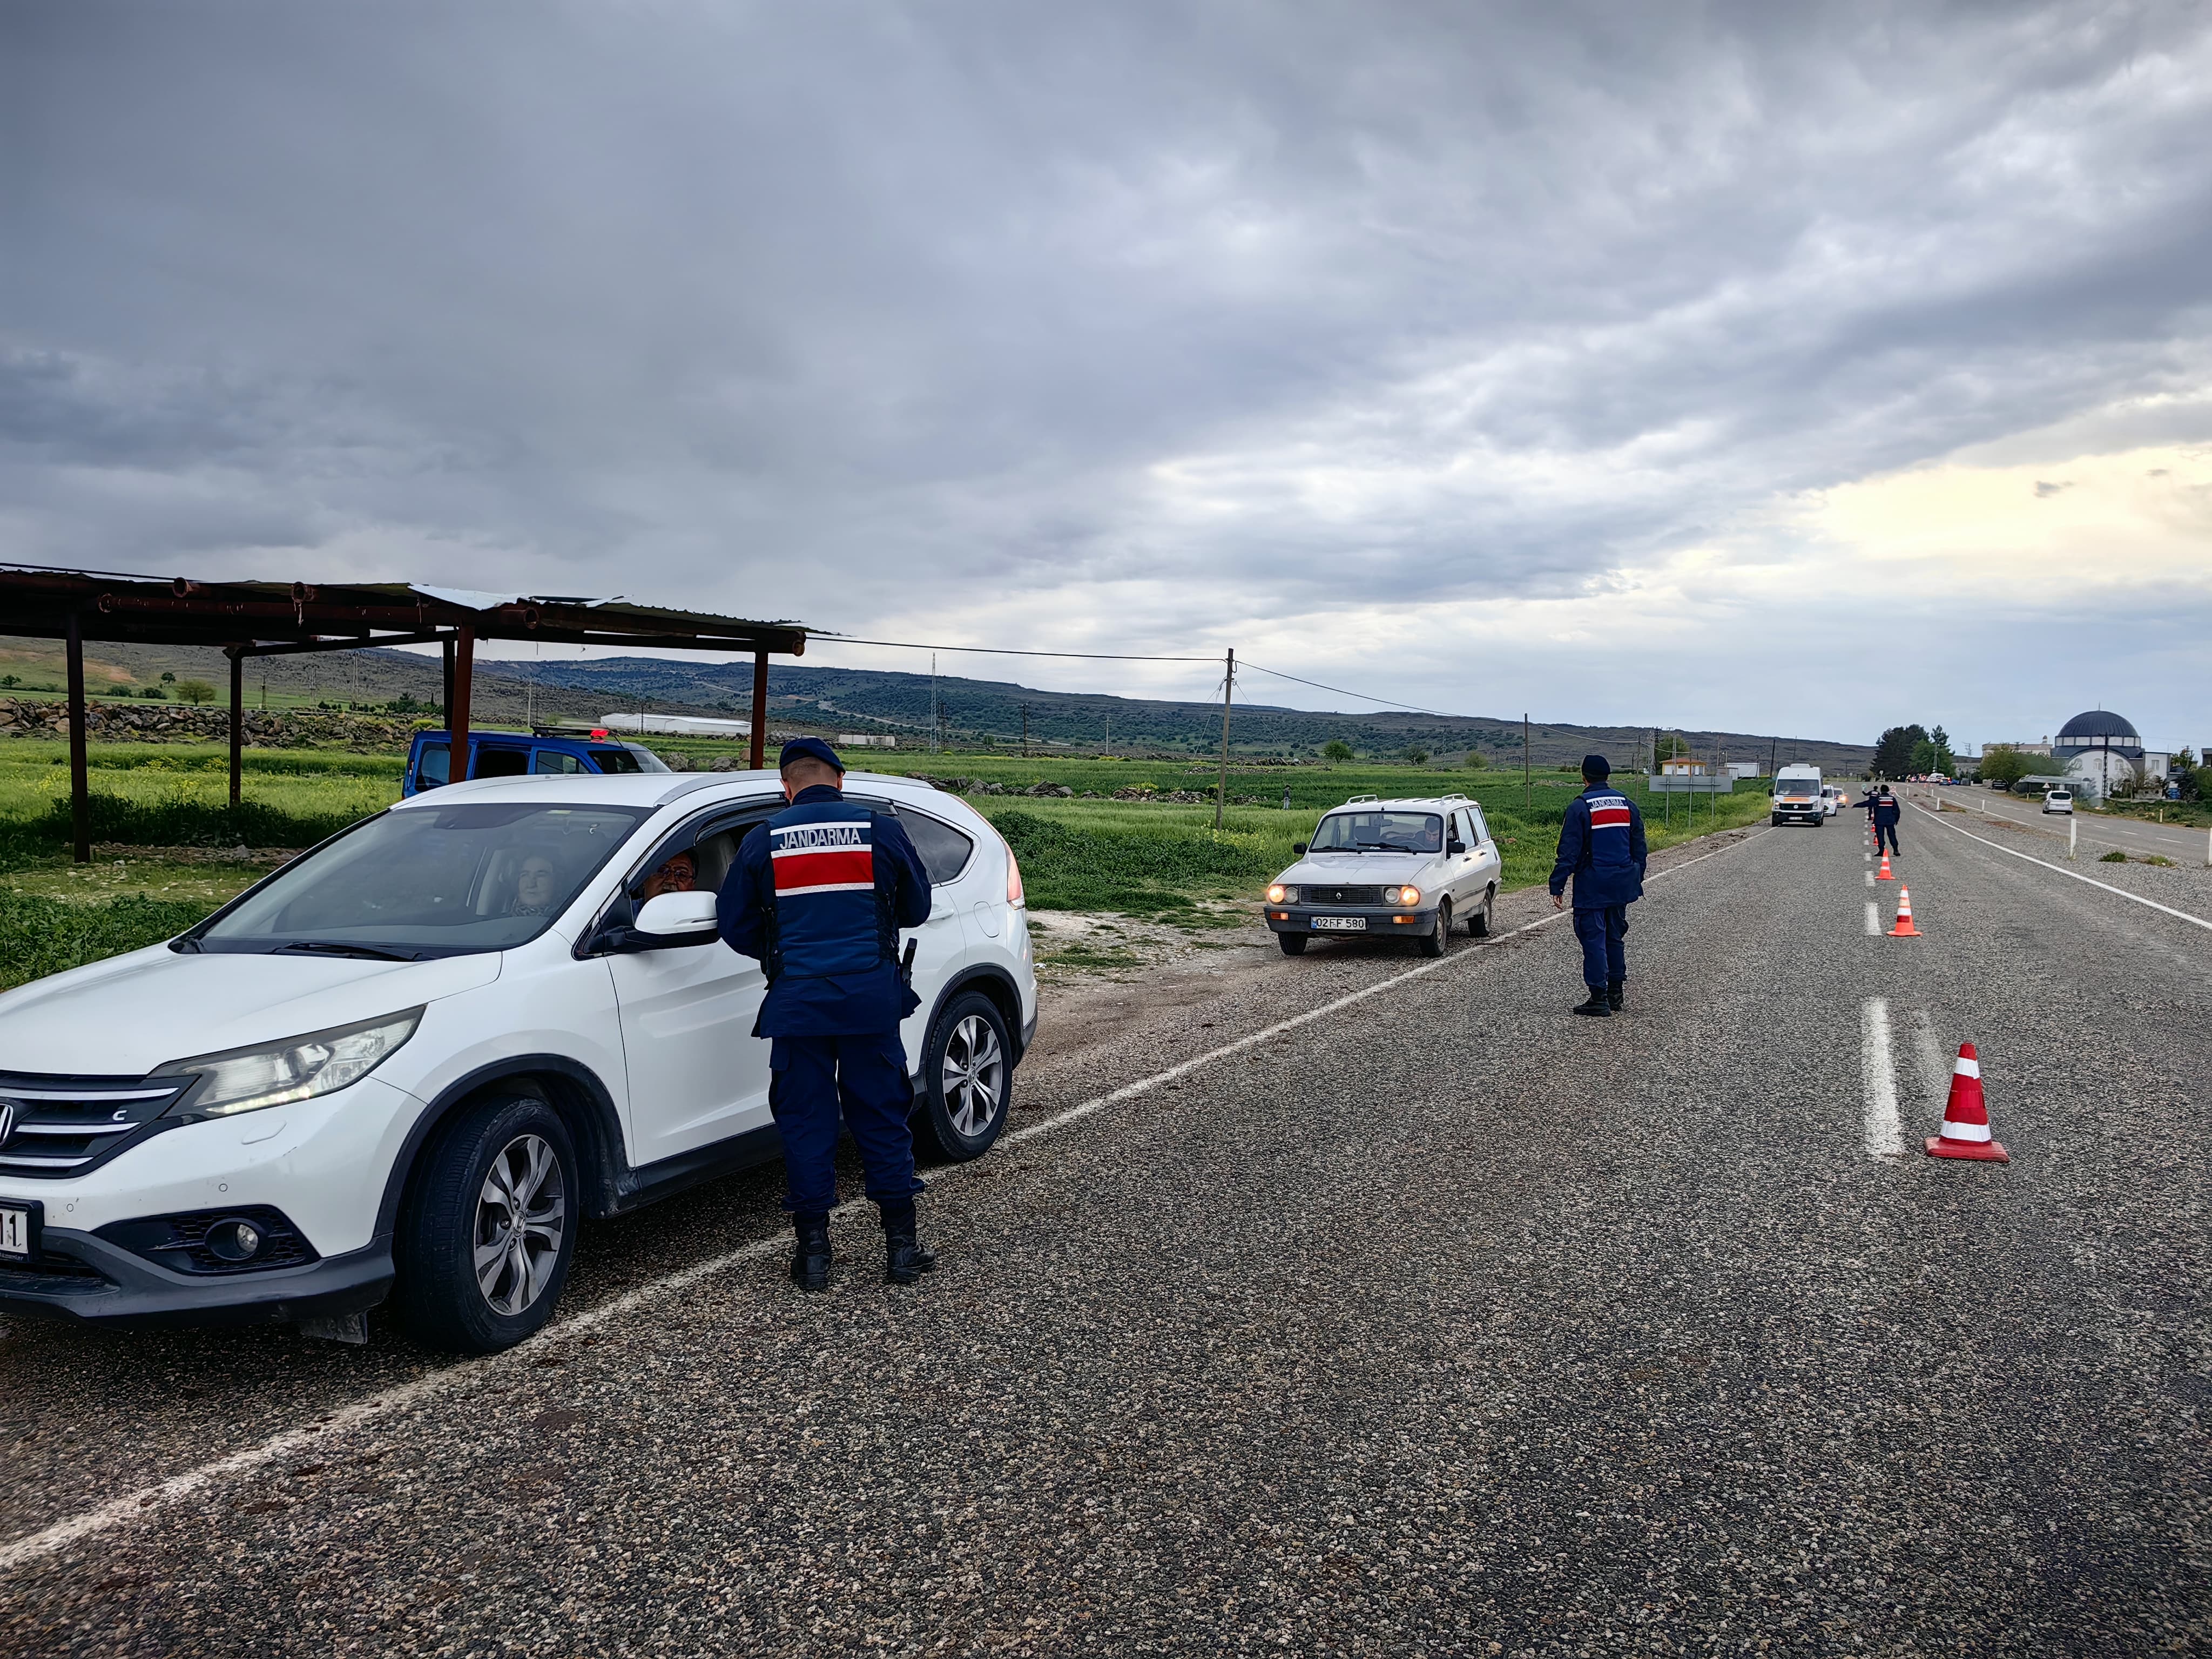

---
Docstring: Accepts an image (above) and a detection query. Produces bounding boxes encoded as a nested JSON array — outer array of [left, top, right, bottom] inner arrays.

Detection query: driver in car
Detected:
[[640, 850, 697, 899]]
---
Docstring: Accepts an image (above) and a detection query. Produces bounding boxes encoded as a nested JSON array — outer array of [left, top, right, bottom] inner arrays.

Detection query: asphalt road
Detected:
[[3, 812, 2208, 1656], [1908, 780, 2212, 863]]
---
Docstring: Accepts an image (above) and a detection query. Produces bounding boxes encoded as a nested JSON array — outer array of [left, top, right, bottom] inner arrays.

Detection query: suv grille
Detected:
[[0, 1074, 190, 1180], [1301, 885, 1385, 906]]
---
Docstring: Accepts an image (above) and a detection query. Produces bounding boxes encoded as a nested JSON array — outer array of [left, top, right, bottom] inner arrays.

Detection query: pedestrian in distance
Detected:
[[1549, 754, 1647, 1017], [1859, 783, 1902, 858], [719, 738, 938, 1292]]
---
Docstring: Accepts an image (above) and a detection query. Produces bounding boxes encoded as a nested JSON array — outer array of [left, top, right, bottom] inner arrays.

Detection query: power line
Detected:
[[1237, 659, 1463, 720], [810, 633, 1218, 664]]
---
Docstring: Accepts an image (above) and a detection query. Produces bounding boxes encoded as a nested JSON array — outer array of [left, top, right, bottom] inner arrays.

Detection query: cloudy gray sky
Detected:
[[5, 1, 2209, 750]]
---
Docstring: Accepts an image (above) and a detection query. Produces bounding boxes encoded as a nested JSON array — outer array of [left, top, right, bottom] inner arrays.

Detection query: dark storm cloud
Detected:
[[4, 1, 2210, 649]]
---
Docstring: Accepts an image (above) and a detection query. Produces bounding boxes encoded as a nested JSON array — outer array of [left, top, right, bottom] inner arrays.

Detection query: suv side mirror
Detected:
[[633, 891, 720, 946], [1447, 838, 1467, 855], [1292, 842, 1307, 855]]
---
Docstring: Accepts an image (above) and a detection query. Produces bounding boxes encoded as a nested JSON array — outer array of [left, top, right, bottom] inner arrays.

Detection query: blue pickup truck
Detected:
[[401, 727, 671, 796]]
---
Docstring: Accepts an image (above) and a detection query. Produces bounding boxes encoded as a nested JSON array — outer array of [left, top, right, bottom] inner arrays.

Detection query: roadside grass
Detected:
[[0, 892, 213, 992]]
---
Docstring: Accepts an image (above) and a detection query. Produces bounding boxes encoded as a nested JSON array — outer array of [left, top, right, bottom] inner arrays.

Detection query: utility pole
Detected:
[[1215, 650, 1236, 832], [1104, 711, 1110, 757], [930, 652, 938, 754], [1768, 735, 1777, 780], [1523, 713, 1531, 814], [1021, 703, 1030, 758]]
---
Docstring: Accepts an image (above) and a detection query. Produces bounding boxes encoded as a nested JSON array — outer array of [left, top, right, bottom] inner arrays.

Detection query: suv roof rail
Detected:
[[1344, 793, 1380, 804]]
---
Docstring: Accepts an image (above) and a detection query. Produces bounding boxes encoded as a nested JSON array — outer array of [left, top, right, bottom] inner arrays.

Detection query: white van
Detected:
[[1771, 765, 1825, 827]]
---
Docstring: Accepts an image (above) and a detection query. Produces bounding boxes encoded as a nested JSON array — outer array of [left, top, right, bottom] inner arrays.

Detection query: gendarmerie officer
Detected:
[[719, 738, 936, 1291], [1548, 753, 1648, 1018], [1859, 783, 1901, 858]]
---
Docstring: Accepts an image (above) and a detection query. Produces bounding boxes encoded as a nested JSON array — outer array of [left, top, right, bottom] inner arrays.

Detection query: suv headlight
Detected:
[[1267, 884, 1297, 904], [157, 1008, 424, 1118]]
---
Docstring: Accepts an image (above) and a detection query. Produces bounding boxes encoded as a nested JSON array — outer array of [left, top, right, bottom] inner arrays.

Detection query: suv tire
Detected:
[[1468, 886, 1494, 938], [915, 990, 1011, 1162], [395, 1094, 578, 1355], [1277, 932, 1309, 955], [1419, 898, 1450, 957]]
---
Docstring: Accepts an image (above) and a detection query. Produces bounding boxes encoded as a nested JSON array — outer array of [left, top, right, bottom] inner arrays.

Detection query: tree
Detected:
[[1872, 724, 1927, 778], [141, 685, 165, 700], [1652, 732, 1691, 769], [1909, 738, 1937, 775], [1404, 747, 1429, 765], [159, 671, 176, 684], [1979, 746, 2035, 790], [1462, 750, 1488, 771], [175, 678, 217, 705], [0, 674, 17, 689], [1321, 740, 1353, 763]]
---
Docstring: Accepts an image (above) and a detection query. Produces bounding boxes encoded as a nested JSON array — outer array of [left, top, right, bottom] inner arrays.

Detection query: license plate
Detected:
[[1312, 916, 1366, 932], [0, 1206, 29, 1259]]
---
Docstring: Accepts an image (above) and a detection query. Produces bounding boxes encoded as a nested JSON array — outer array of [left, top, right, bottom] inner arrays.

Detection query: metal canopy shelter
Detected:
[[0, 566, 809, 862]]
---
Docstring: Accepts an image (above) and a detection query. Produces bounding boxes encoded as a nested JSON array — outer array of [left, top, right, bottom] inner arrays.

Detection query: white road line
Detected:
[[1861, 997, 1905, 1157], [1910, 803, 2212, 934], [1864, 870, 1874, 887], [1864, 901, 1880, 937], [0, 828, 1775, 1569]]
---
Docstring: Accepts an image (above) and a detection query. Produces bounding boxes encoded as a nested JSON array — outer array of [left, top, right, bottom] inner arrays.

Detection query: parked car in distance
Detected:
[[402, 727, 670, 796], [0, 770, 1035, 1353], [2042, 788, 2074, 814], [1263, 794, 1503, 957]]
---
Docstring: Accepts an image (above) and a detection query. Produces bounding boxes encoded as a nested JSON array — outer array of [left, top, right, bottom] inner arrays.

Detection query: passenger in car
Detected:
[[509, 853, 562, 917]]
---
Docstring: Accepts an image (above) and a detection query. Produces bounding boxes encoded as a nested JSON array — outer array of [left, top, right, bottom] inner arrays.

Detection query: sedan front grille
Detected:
[[1300, 885, 1386, 906], [0, 1074, 190, 1180]]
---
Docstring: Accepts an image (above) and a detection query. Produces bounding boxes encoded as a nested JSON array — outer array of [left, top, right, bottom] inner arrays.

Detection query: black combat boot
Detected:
[[788, 1212, 832, 1292], [878, 1199, 938, 1286], [1606, 981, 1625, 1012], [1571, 988, 1612, 1017]]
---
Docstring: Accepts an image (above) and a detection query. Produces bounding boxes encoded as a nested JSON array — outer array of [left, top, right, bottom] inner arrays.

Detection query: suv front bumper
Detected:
[[0, 1227, 394, 1331], [1264, 905, 1439, 937]]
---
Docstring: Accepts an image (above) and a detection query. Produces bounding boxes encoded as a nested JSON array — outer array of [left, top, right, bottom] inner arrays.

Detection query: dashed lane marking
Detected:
[[1864, 901, 1880, 937], [0, 827, 1773, 1569], [1861, 997, 1905, 1157], [1909, 802, 2212, 934]]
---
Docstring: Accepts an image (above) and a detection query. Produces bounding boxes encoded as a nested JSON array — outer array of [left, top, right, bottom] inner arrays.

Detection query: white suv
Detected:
[[0, 770, 1035, 1352]]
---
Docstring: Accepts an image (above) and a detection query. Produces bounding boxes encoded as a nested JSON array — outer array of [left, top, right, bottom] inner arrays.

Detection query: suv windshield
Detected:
[[193, 802, 651, 957], [1310, 811, 1443, 853]]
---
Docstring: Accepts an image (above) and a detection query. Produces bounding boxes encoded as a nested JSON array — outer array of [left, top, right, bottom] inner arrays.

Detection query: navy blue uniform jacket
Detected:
[[1857, 792, 1901, 827], [1549, 785, 1648, 909], [718, 785, 933, 1037]]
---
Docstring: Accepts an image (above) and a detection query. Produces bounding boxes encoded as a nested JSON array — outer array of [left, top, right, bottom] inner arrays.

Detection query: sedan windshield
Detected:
[[1310, 811, 1442, 853], [194, 802, 651, 956]]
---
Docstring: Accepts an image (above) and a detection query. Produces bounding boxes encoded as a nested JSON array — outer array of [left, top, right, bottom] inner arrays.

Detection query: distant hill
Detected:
[[0, 635, 1871, 770]]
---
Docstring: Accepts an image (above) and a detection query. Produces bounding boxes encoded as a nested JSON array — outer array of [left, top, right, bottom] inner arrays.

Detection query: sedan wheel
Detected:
[[916, 990, 1014, 1161]]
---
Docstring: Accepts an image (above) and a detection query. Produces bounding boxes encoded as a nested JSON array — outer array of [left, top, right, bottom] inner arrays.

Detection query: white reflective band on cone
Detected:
[[1952, 1057, 1981, 1078], [1938, 1119, 1992, 1142]]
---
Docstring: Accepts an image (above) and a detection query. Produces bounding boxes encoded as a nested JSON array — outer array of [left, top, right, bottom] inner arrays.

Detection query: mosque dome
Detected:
[[2053, 709, 2141, 759]]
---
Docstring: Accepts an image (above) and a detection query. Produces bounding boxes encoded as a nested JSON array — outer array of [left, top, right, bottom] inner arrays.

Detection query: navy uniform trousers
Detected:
[[1572, 904, 1628, 990], [768, 1032, 923, 1218]]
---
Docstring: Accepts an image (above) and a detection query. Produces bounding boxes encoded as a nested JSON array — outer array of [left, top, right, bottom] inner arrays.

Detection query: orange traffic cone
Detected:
[[1925, 1043, 2007, 1161], [1877, 850, 1896, 880], [1888, 886, 1920, 936]]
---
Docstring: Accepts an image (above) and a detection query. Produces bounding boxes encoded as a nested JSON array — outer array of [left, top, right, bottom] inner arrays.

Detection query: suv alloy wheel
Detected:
[[916, 991, 1012, 1161], [396, 1094, 579, 1354]]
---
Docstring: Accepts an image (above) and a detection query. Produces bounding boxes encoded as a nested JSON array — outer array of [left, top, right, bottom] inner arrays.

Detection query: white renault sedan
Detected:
[[0, 770, 1034, 1353], [1262, 794, 1505, 956]]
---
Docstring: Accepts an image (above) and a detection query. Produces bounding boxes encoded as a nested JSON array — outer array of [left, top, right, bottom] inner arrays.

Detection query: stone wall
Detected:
[[0, 697, 422, 751]]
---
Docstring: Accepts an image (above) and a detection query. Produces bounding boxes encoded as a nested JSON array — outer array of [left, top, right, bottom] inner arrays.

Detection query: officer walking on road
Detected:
[[1859, 783, 1902, 858], [1549, 754, 1648, 1018], [719, 738, 938, 1292]]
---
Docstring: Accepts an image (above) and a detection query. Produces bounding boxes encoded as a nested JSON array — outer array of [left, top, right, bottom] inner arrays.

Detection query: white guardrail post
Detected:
[[2069, 817, 2077, 860]]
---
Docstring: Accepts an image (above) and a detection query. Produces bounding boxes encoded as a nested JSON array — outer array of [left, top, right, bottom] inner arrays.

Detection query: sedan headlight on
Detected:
[[1267, 884, 1297, 905], [1387, 885, 1421, 907], [157, 1008, 424, 1117]]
